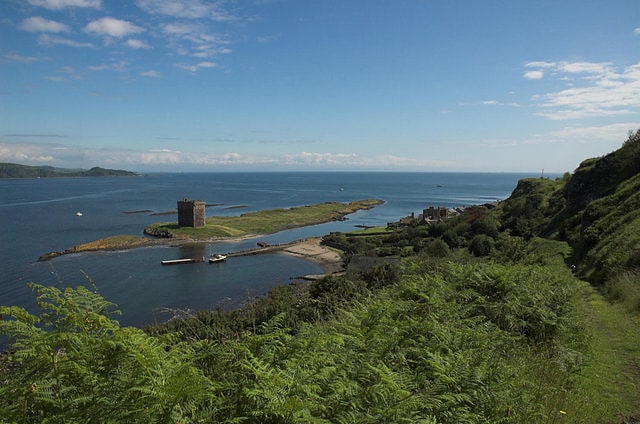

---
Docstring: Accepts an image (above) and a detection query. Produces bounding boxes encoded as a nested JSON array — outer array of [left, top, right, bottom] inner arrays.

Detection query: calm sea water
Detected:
[[0, 172, 541, 326]]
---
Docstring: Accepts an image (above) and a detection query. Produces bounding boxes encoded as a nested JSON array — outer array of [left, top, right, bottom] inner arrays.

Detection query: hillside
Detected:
[[0, 163, 139, 178], [498, 129, 640, 292]]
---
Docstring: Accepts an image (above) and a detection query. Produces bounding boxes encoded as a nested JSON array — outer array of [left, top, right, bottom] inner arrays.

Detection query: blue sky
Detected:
[[1, 0, 639, 172]]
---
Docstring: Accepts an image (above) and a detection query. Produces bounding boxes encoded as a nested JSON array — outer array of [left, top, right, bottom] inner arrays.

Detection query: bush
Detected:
[[469, 234, 494, 257], [423, 238, 451, 258]]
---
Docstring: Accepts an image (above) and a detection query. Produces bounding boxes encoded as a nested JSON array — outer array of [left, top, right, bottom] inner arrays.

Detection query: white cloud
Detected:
[[88, 60, 128, 72], [282, 152, 455, 169], [85, 17, 144, 38], [557, 61, 615, 77], [0, 141, 456, 171], [27, 0, 101, 9], [141, 70, 161, 77], [174, 61, 216, 72], [525, 61, 555, 69], [4, 53, 49, 63], [538, 123, 640, 143], [19, 17, 70, 33], [524, 70, 544, 80], [162, 22, 198, 36], [154, 11, 233, 59], [37, 34, 95, 48], [125, 39, 151, 49], [526, 61, 640, 120], [136, 0, 236, 21], [634, 27, 640, 35]]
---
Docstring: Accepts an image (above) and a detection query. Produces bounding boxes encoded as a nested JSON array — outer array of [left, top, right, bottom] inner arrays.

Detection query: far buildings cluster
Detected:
[[393, 205, 464, 227]]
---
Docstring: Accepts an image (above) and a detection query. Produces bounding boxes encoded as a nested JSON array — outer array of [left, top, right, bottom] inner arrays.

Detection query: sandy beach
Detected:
[[223, 237, 345, 277], [280, 238, 345, 275]]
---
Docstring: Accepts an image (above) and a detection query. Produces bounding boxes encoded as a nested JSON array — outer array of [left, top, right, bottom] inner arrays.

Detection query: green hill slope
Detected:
[[498, 130, 640, 289]]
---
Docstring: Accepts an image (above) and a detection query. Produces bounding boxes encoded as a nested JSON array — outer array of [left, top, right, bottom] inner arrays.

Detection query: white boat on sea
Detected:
[[209, 254, 227, 263]]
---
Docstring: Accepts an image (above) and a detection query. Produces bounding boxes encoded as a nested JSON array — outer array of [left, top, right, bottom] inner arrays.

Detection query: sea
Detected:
[[0, 172, 543, 327]]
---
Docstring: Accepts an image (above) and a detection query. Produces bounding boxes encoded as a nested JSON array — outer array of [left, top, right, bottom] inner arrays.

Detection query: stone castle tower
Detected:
[[177, 198, 206, 227]]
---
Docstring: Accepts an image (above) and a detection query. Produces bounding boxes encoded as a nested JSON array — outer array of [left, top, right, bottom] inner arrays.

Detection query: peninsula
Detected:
[[37, 199, 383, 261]]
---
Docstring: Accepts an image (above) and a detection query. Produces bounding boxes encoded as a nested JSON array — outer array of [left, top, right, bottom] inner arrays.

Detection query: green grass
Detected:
[[554, 283, 640, 422], [146, 199, 383, 239], [71, 235, 159, 251]]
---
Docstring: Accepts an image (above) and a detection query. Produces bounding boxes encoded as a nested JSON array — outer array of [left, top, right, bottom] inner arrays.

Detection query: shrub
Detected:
[[469, 234, 494, 257]]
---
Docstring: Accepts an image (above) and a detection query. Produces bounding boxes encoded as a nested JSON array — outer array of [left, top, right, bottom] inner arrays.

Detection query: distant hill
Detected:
[[498, 129, 640, 285], [0, 163, 139, 179]]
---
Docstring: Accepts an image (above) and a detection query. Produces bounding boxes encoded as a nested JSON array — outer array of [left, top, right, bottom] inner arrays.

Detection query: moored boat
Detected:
[[209, 254, 227, 263]]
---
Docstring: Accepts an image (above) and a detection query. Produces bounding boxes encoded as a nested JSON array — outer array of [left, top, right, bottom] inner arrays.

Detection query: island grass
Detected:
[[145, 199, 383, 239], [71, 235, 159, 252]]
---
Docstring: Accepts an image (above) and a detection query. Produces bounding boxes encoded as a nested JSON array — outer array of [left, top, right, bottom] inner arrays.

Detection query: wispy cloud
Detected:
[[174, 61, 216, 72], [482, 100, 520, 107], [19, 16, 70, 33], [4, 53, 51, 63], [85, 17, 145, 38], [88, 60, 128, 72], [135, 0, 237, 21], [0, 141, 457, 170], [27, 0, 101, 9], [525, 61, 640, 120], [536, 123, 640, 143], [125, 39, 151, 49], [141, 70, 161, 77], [37, 34, 95, 48], [523, 70, 544, 80]]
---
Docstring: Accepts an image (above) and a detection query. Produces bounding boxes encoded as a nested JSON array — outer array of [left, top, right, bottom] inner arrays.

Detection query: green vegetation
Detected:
[[0, 163, 138, 178], [2, 131, 639, 422], [144, 199, 383, 239]]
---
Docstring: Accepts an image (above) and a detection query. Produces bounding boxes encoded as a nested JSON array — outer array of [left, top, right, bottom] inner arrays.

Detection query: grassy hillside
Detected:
[[0, 162, 138, 178], [496, 130, 640, 306]]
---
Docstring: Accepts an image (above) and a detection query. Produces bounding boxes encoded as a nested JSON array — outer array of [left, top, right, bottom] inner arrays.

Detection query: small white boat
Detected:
[[209, 254, 227, 263], [76, 211, 83, 216]]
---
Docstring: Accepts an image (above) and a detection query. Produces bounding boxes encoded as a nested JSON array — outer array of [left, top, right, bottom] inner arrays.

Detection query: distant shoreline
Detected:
[[0, 163, 140, 179]]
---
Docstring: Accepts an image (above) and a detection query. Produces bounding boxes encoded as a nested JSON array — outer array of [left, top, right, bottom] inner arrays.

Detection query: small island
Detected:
[[38, 199, 384, 261]]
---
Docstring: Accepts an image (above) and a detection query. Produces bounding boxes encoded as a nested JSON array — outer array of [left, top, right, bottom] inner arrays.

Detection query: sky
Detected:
[[1, 0, 639, 172]]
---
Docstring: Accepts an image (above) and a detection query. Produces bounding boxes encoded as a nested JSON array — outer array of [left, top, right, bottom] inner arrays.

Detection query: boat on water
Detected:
[[161, 257, 205, 265], [209, 254, 227, 263]]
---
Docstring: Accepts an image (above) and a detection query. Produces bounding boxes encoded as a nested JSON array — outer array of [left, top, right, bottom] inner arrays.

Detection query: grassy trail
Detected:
[[568, 283, 640, 423]]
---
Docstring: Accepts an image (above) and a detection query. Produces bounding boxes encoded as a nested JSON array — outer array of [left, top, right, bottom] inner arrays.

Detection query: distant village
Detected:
[[390, 201, 499, 228], [390, 206, 461, 228]]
